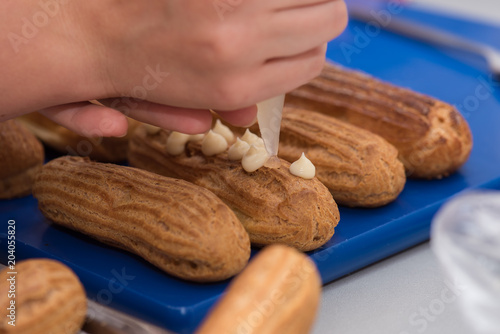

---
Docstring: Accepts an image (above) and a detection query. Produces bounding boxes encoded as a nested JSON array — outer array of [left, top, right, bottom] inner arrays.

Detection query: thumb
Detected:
[[39, 101, 129, 138], [213, 105, 258, 128]]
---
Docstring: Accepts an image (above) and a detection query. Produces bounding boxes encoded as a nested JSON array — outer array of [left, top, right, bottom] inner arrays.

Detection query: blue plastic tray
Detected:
[[2, 2, 500, 333]]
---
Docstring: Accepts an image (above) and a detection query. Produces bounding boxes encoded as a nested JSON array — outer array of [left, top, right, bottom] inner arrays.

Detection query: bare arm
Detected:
[[1, 0, 347, 136]]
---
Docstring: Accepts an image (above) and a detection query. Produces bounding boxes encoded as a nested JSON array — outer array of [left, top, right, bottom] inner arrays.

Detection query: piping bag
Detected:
[[256, 94, 285, 168]]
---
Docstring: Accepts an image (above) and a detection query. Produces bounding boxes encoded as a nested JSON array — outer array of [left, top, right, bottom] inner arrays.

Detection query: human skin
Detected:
[[1, 0, 347, 137]]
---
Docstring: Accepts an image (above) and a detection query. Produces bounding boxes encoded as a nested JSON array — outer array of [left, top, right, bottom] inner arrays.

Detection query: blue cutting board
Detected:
[[2, 2, 500, 333]]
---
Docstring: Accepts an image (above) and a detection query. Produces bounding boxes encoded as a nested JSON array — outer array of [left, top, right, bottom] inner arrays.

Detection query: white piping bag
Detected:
[[256, 94, 285, 168]]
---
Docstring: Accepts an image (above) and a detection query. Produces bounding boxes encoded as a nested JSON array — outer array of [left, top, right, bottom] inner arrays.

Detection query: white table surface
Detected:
[[314, 1, 499, 333]]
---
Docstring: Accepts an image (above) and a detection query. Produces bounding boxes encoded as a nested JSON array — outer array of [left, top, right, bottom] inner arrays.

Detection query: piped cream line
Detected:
[[166, 132, 191, 155], [228, 138, 251, 161], [201, 130, 228, 156], [241, 129, 263, 147], [241, 145, 270, 173], [213, 119, 235, 144]]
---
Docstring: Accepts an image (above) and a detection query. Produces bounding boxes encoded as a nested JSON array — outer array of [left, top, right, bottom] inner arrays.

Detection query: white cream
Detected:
[[143, 123, 161, 135], [166, 132, 191, 155], [189, 133, 205, 142], [213, 119, 235, 144], [227, 138, 251, 161], [289, 153, 316, 179], [241, 129, 264, 147], [201, 130, 228, 156], [242, 145, 270, 173]]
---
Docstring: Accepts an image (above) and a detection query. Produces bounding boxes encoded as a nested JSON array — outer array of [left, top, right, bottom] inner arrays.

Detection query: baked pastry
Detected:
[[196, 245, 321, 334], [0, 258, 87, 334], [33, 156, 250, 282], [128, 125, 340, 252], [278, 108, 406, 207], [0, 119, 44, 199], [285, 62, 473, 179], [17, 112, 139, 162], [229, 108, 406, 207]]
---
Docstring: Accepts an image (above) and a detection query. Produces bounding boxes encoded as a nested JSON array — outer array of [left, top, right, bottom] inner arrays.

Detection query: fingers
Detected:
[[214, 105, 258, 128], [97, 97, 260, 133], [195, 0, 346, 109], [259, 44, 329, 99], [40, 102, 129, 138], [271, 0, 344, 11], [262, 0, 348, 59], [40, 98, 258, 138], [205, 44, 328, 110], [98, 98, 213, 135]]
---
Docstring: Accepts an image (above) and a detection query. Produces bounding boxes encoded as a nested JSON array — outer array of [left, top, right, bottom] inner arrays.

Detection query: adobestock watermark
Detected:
[[257, 95, 284, 157], [107, 64, 170, 116], [65, 64, 169, 158], [213, 0, 243, 21], [85, 267, 136, 319], [393, 73, 499, 177], [63, 112, 119, 159], [399, 279, 466, 334], [46, 267, 136, 334], [399, 72, 498, 178], [454, 74, 499, 118], [7, 0, 69, 54], [235, 259, 316, 334], [404, 134, 446, 179], [340, 0, 408, 64], [91, 267, 136, 308]]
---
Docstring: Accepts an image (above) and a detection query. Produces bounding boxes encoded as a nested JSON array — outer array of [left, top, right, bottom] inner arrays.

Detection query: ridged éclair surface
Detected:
[[0, 259, 87, 334], [128, 126, 340, 252], [285, 62, 473, 179], [279, 108, 406, 207], [33, 156, 250, 282], [17, 112, 139, 162], [0, 119, 44, 199]]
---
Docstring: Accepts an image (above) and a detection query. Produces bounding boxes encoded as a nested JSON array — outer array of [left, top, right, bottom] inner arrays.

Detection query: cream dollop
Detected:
[[213, 119, 235, 144], [143, 123, 161, 135], [201, 130, 228, 156], [189, 133, 205, 142], [166, 132, 191, 155], [289, 153, 316, 179], [227, 138, 251, 161], [241, 129, 264, 147], [242, 145, 269, 173]]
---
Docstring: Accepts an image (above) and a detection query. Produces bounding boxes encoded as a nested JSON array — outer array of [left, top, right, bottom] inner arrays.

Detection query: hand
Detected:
[[1, 0, 347, 136]]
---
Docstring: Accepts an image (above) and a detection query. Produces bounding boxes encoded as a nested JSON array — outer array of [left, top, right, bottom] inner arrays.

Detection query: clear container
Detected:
[[431, 190, 500, 334]]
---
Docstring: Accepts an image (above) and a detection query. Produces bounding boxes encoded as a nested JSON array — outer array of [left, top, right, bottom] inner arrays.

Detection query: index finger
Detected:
[[213, 105, 258, 128]]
